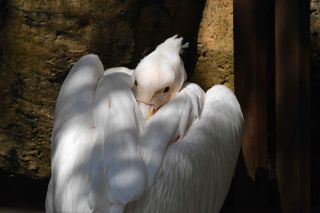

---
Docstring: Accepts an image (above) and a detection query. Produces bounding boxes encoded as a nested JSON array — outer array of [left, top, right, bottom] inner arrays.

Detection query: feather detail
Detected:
[[46, 55, 147, 213], [155, 35, 188, 56], [125, 85, 243, 213], [46, 54, 104, 213], [89, 71, 147, 212], [137, 83, 204, 188], [47, 39, 243, 213]]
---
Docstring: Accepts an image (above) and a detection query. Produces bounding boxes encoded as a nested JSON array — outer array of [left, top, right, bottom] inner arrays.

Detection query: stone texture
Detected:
[[192, 0, 234, 91], [0, 0, 205, 179]]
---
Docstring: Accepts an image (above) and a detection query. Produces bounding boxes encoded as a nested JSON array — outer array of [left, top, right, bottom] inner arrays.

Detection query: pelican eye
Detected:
[[134, 80, 138, 86], [154, 86, 171, 96], [163, 86, 170, 93]]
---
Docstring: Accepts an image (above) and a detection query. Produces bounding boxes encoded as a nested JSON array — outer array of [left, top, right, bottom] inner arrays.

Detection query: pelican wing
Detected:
[[46, 54, 104, 213], [47, 57, 146, 213], [137, 83, 205, 188], [89, 70, 146, 213], [126, 85, 243, 213]]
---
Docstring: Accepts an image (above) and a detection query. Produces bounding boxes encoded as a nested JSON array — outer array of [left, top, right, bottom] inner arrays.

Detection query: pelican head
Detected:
[[134, 35, 188, 118]]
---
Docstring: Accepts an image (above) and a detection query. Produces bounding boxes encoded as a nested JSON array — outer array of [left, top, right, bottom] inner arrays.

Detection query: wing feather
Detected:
[[137, 83, 204, 188], [89, 69, 147, 213], [46, 54, 104, 213], [126, 85, 243, 213]]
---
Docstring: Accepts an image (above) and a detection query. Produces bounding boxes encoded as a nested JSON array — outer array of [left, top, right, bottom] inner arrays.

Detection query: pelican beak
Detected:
[[147, 107, 157, 119], [138, 102, 157, 120]]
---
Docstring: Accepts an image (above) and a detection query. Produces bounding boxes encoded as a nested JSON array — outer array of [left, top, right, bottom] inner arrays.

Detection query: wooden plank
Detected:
[[234, 0, 271, 180], [275, 0, 310, 212]]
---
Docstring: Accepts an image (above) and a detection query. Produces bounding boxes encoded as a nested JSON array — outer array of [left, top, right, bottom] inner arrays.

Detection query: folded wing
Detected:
[[89, 69, 147, 213], [47, 56, 146, 213], [126, 85, 243, 213], [46, 54, 104, 213]]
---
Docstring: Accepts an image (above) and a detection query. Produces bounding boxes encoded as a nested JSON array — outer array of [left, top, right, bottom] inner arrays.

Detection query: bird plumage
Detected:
[[126, 85, 243, 213], [46, 36, 243, 213], [127, 35, 243, 212], [46, 54, 104, 213], [89, 69, 147, 213], [134, 35, 188, 115], [46, 55, 147, 213]]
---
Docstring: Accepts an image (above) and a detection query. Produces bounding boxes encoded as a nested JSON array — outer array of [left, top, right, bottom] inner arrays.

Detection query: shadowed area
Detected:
[[0, 173, 48, 212], [0, 0, 205, 180]]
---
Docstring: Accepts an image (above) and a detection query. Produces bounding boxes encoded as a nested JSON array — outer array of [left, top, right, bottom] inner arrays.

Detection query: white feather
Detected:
[[126, 85, 243, 213], [46, 55, 147, 213], [46, 37, 243, 213], [89, 70, 146, 212], [46, 54, 104, 213], [155, 35, 188, 55], [131, 36, 242, 212], [134, 36, 187, 106], [138, 83, 205, 188]]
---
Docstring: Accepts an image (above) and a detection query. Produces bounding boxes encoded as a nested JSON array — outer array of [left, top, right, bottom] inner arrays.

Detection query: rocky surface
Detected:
[[0, 0, 318, 189], [0, 0, 205, 179], [193, 0, 234, 91]]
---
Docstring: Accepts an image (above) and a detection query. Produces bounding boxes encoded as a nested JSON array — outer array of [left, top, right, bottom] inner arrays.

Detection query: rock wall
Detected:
[[0, 0, 205, 179], [193, 0, 234, 91], [0, 0, 318, 186]]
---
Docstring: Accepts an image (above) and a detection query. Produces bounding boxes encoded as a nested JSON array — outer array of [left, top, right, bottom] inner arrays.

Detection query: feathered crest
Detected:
[[156, 35, 189, 55]]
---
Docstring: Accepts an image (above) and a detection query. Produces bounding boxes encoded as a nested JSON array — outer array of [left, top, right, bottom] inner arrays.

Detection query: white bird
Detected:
[[45, 36, 243, 213], [126, 36, 243, 213]]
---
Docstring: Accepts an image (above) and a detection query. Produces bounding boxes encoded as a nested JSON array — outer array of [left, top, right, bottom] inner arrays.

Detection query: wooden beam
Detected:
[[275, 0, 310, 212], [234, 0, 272, 180]]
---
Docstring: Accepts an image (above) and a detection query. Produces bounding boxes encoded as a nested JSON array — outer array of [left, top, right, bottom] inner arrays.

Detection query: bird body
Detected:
[[46, 36, 243, 213], [126, 85, 243, 213]]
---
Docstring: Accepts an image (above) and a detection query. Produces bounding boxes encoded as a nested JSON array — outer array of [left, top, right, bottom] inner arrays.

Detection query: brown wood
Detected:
[[234, 0, 272, 180], [275, 0, 310, 212]]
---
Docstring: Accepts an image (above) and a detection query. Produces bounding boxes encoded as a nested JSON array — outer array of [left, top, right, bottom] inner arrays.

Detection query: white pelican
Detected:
[[46, 36, 243, 213]]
